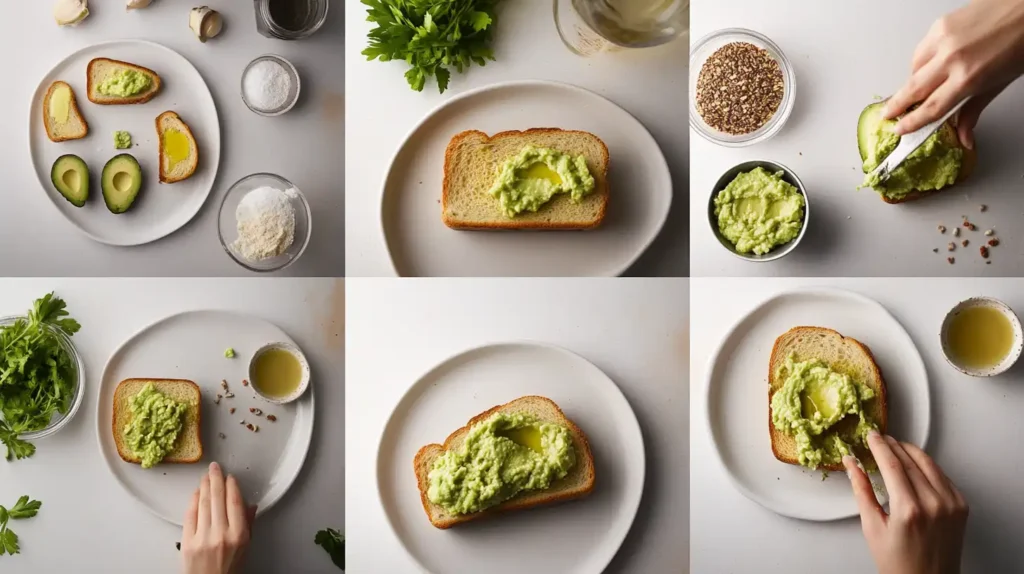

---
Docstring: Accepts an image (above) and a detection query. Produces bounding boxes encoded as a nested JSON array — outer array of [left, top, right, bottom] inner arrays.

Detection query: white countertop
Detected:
[[344, 1, 688, 277], [690, 0, 1024, 277], [0, 3, 344, 276], [345, 278, 689, 572], [691, 278, 1024, 572], [0, 278, 345, 574]]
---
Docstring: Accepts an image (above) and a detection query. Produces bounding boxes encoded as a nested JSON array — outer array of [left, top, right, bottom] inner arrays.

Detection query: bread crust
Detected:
[[43, 81, 88, 143], [413, 395, 595, 529], [112, 378, 203, 465], [441, 128, 610, 230], [87, 58, 162, 105], [156, 111, 199, 184], [767, 327, 888, 471]]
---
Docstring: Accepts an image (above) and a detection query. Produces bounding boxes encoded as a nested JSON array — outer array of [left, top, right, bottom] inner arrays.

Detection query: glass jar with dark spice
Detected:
[[254, 0, 329, 40]]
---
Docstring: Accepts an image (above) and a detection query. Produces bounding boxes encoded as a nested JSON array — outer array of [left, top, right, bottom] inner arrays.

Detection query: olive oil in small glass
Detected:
[[947, 305, 1014, 369], [554, 0, 689, 56], [253, 348, 303, 398]]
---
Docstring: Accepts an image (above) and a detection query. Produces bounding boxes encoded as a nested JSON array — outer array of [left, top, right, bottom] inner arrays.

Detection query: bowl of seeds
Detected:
[[690, 28, 795, 147]]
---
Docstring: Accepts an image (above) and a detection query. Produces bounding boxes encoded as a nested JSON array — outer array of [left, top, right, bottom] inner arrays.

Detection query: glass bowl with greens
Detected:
[[0, 294, 84, 460]]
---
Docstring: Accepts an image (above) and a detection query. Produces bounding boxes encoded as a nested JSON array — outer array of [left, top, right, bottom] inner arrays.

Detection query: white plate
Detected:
[[97, 311, 313, 525], [705, 288, 930, 521], [29, 40, 221, 246], [376, 342, 645, 573], [380, 80, 672, 277]]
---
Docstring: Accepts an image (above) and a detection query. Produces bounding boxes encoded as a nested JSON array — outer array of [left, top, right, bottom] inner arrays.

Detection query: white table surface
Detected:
[[0, 3, 344, 277], [691, 278, 1024, 573], [690, 0, 1024, 277], [345, 278, 689, 572], [344, 1, 688, 277], [0, 278, 345, 574]]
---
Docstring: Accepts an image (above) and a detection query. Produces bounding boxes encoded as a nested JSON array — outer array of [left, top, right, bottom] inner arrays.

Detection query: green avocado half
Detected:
[[50, 154, 90, 208], [101, 154, 142, 214]]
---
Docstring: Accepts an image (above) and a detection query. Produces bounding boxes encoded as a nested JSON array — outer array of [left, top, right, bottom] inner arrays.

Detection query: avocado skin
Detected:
[[50, 154, 90, 208], [101, 153, 143, 214]]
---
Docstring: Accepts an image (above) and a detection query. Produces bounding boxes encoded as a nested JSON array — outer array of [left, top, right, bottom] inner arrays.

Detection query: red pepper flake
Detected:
[[242, 379, 249, 387], [980, 246, 990, 259], [988, 238, 1000, 247], [266, 414, 277, 422]]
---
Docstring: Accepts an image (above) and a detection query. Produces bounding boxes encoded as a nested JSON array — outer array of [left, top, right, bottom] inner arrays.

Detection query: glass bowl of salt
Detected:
[[218, 173, 312, 272], [241, 55, 300, 116]]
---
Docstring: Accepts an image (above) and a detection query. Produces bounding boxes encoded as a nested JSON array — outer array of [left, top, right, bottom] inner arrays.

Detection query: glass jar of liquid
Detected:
[[254, 0, 329, 40], [554, 0, 689, 56]]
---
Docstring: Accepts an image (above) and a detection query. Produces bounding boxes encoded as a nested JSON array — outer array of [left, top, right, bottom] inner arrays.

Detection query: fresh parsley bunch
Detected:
[[315, 528, 344, 570], [0, 293, 81, 461], [0, 496, 42, 556], [362, 0, 501, 94]]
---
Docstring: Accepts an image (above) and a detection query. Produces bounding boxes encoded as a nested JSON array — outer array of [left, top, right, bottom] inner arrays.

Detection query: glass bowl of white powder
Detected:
[[218, 173, 312, 272], [241, 55, 301, 116]]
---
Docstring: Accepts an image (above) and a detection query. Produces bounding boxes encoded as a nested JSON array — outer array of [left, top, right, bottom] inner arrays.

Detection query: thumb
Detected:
[[956, 87, 1003, 150], [844, 456, 886, 536]]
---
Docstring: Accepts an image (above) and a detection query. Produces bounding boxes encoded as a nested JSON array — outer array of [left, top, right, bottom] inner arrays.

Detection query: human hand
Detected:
[[883, 0, 1024, 148], [844, 431, 968, 574], [181, 462, 257, 574]]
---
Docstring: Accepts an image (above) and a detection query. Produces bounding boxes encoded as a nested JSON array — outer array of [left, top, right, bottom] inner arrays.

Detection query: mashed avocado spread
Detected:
[[124, 383, 187, 469], [859, 105, 963, 200], [427, 412, 576, 515], [98, 70, 152, 98], [114, 131, 132, 150], [771, 355, 877, 470], [488, 145, 595, 218], [714, 167, 805, 255]]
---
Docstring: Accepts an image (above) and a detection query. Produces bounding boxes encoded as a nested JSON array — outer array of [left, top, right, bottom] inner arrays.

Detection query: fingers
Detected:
[[910, 25, 941, 73], [884, 437, 939, 506], [901, 442, 957, 502], [247, 505, 258, 527], [843, 455, 886, 535], [197, 470, 211, 535], [896, 80, 963, 135], [183, 488, 200, 539], [956, 87, 1003, 149], [208, 462, 228, 533], [884, 57, 948, 121], [866, 431, 916, 507], [226, 474, 249, 533]]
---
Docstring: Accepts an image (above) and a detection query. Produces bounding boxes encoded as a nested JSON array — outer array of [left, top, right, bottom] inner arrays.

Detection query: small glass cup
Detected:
[[554, 0, 689, 56], [254, 0, 329, 40]]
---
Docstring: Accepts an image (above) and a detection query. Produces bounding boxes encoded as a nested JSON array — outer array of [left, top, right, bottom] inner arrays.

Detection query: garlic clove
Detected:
[[126, 0, 153, 10], [54, 0, 89, 26], [190, 6, 223, 43]]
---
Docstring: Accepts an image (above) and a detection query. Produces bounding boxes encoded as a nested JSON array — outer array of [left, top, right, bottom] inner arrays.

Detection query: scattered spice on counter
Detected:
[[266, 414, 277, 422], [232, 186, 298, 262], [696, 42, 784, 135], [243, 59, 293, 112]]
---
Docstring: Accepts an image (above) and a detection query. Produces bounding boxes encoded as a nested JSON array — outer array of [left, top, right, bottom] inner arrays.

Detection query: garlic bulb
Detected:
[[189, 7, 223, 43], [126, 0, 153, 10]]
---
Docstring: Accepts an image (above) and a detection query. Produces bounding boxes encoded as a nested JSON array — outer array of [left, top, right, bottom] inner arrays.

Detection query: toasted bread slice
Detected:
[[87, 58, 161, 105], [113, 378, 203, 466], [442, 128, 610, 230], [858, 101, 976, 204], [768, 327, 888, 472], [157, 111, 199, 183], [414, 396, 595, 529], [43, 81, 88, 142]]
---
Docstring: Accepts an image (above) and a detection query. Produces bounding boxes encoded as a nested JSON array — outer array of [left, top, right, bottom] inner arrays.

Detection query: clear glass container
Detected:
[[218, 173, 312, 273], [254, 0, 329, 40], [554, 0, 689, 56]]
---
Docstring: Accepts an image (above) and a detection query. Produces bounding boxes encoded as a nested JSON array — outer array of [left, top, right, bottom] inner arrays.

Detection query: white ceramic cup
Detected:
[[939, 297, 1024, 377], [248, 341, 311, 404]]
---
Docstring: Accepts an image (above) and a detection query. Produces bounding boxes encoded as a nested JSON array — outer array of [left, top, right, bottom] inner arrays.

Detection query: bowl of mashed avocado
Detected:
[[708, 160, 809, 261]]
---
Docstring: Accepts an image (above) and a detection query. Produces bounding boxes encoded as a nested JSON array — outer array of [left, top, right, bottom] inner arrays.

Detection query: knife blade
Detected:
[[866, 96, 970, 184]]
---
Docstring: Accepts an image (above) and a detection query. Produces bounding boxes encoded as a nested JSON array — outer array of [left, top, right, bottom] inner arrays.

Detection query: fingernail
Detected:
[[867, 429, 881, 439], [210, 461, 220, 473], [842, 456, 856, 479]]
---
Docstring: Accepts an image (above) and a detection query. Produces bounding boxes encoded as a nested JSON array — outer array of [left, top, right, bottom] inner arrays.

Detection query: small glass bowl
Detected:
[[248, 342, 311, 405], [0, 316, 85, 442], [689, 28, 796, 147], [241, 55, 301, 117], [218, 173, 312, 273]]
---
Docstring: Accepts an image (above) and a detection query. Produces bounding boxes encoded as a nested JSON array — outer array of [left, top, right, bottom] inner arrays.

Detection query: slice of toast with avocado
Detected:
[[113, 378, 203, 467], [87, 58, 162, 105], [768, 327, 888, 472], [414, 395, 595, 529], [857, 101, 977, 204], [442, 128, 609, 230], [157, 111, 199, 184], [43, 81, 88, 142]]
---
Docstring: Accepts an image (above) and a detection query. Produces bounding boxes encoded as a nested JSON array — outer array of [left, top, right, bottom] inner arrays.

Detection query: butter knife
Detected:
[[866, 96, 970, 183]]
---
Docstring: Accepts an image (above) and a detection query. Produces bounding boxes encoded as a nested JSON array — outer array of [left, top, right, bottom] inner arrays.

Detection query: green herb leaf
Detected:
[[1, 528, 18, 555], [8, 497, 40, 520], [314, 528, 344, 570], [363, 0, 501, 94]]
